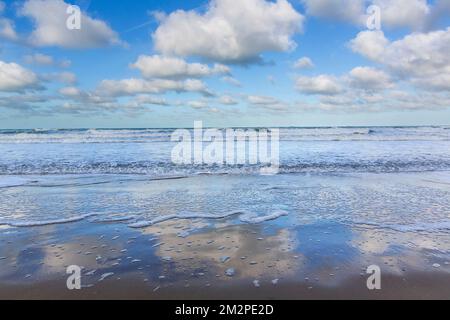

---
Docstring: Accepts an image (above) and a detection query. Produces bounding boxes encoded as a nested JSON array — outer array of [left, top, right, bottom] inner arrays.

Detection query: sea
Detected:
[[1, 126, 450, 232]]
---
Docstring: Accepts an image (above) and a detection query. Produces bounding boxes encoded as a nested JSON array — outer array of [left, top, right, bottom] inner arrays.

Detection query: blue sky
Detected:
[[0, 0, 450, 128]]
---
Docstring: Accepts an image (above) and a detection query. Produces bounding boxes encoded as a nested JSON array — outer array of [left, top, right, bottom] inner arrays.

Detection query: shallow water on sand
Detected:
[[1, 172, 450, 298], [1, 172, 450, 232]]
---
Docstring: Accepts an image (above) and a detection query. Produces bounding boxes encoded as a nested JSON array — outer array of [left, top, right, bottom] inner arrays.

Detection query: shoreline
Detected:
[[1, 172, 450, 300]]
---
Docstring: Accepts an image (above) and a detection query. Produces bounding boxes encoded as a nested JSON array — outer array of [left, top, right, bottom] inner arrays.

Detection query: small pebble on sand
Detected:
[[225, 268, 235, 277]]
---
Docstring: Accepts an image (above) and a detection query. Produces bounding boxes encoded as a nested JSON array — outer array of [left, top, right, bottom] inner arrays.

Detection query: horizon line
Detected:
[[1, 125, 450, 131]]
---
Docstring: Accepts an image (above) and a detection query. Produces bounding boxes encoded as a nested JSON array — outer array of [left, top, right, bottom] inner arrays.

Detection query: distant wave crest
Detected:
[[0, 126, 449, 143]]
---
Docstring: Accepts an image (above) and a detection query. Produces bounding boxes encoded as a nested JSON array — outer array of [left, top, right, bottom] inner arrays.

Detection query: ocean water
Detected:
[[1, 126, 450, 175], [1, 126, 450, 231]]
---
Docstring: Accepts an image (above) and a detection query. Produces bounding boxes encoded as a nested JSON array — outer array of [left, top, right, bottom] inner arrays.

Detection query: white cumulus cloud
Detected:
[[294, 57, 314, 69], [301, 0, 366, 24], [44, 71, 77, 84], [97, 78, 213, 97], [218, 95, 238, 105], [0, 1, 19, 41], [349, 30, 389, 61], [19, 0, 121, 48], [247, 95, 288, 110], [130, 55, 230, 79], [221, 76, 241, 87], [0, 18, 18, 41], [152, 0, 304, 63], [0, 60, 42, 92], [348, 66, 393, 90], [295, 75, 342, 95], [24, 53, 55, 65], [372, 0, 430, 30], [302, 0, 439, 31], [350, 28, 450, 91]]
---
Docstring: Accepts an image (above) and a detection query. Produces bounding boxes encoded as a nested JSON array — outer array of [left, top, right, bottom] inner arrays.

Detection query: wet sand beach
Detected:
[[1, 172, 450, 300]]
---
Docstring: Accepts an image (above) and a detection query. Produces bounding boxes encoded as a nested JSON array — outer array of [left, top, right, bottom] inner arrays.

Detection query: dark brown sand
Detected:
[[2, 271, 450, 300]]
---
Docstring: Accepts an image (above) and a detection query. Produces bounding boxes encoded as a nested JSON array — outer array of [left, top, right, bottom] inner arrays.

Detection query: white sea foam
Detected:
[[2, 126, 450, 176], [239, 210, 288, 223], [91, 215, 137, 223], [0, 213, 100, 227], [1, 127, 449, 144], [128, 210, 288, 228]]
